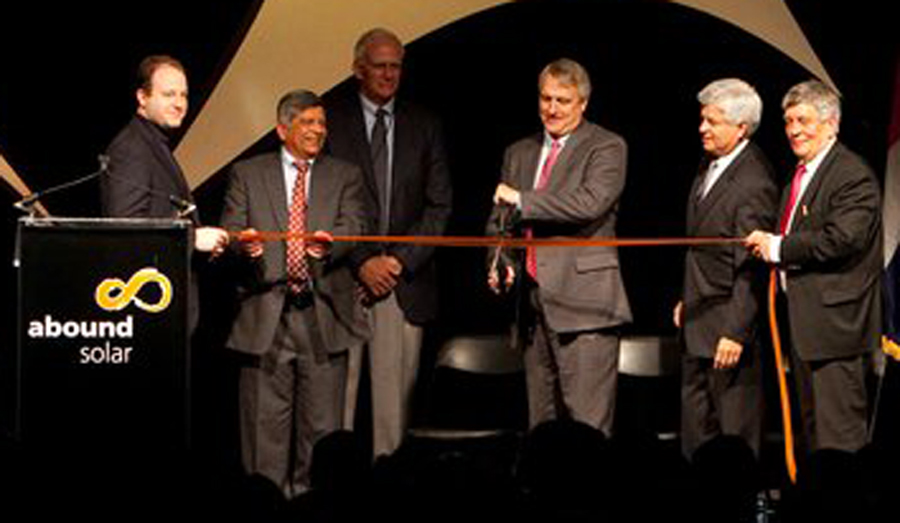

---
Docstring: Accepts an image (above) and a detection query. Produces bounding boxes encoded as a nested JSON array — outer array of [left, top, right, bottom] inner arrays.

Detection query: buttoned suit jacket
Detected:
[[101, 115, 198, 224], [682, 142, 778, 357], [779, 141, 882, 361], [323, 86, 452, 325], [220, 152, 370, 356], [489, 120, 632, 332]]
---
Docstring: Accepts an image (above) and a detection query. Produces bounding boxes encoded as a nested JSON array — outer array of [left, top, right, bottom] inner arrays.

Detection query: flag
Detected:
[[871, 53, 900, 448], [882, 56, 900, 361]]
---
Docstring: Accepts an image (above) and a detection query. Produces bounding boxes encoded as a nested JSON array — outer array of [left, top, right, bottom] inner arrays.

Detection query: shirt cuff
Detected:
[[769, 235, 782, 264]]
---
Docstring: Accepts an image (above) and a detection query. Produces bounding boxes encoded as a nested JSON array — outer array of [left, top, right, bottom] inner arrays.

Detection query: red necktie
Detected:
[[526, 140, 561, 280], [779, 164, 807, 234], [287, 160, 310, 294]]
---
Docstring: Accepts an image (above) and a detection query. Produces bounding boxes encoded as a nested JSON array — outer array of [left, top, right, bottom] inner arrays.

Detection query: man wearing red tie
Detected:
[[745, 80, 881, 453], [220, 90, 369, 497], [488, 58, 632, 435]]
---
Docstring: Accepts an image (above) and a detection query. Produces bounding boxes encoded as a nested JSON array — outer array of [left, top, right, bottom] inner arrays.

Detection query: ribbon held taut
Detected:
[[230, 229, 797, 483], [231, 230, 745, 249]]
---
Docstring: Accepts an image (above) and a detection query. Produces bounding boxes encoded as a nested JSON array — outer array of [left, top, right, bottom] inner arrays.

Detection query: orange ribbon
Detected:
[[232, 229, 797, 482], [767, 267, 797, 483], [231, 230, 745, 248]]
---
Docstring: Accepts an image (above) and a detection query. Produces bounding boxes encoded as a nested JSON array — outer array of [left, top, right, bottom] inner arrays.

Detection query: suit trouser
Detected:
[[680, 350, 763, 460], [525, 287, 619, 436], [790, 350, 868, 454], [239, 302, 346, 498], [344, 293, 422, 458]]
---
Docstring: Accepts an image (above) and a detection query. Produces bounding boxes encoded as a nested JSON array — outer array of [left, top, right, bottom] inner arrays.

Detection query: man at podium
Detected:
[[99, 54, 228, 255]]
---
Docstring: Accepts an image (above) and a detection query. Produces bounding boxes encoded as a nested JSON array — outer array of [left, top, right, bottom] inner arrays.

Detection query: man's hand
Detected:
[[673, 300, 684, 329], [306, 230, 333, 259], [235, 228, 264, 258], [493, 183, 521, 207], [713, 337, 743, 369], [744, 230, 774, 263], [359, 254, 403, 297], [195, 226, 230, 257], [488, 265, 516, 294]]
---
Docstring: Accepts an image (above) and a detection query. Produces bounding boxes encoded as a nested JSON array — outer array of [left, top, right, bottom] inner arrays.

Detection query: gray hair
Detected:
[[277, 89, 322, 126], [698, 78, 763, 136], [539, 58, 592, 101], [782, 80, 841, 125], [353, 27, 404, 65]]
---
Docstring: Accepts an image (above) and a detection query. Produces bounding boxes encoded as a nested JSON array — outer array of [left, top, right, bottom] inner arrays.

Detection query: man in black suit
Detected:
[[746, 80, 881, 453], [488, 58, 631, 435], [674, 78, 777, 459], [323, 28, 452, 458], [101, 55, 228, 253], [220, 89, 369, 496]]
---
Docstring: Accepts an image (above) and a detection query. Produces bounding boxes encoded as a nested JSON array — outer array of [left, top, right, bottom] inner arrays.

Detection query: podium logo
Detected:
[[95, 267, 172, 313]]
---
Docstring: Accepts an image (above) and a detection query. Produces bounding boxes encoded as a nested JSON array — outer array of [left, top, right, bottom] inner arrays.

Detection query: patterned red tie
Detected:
[[526, 139, 561, 280], [287, 160, 309, 294], [779, 164, 807, 234]]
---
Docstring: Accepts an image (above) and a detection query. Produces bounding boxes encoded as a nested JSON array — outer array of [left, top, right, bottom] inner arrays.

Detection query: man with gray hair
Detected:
[[220, 89, 369, 496], [674, 78, 777, 459], [488, 58, 631, 435], [324, 27, 451, 458], [746, 80, 881, 454]]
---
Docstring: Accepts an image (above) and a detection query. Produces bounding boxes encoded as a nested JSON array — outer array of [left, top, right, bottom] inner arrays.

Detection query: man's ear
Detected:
[[275, 123, 288, 142], [136, 88, 149, 111]]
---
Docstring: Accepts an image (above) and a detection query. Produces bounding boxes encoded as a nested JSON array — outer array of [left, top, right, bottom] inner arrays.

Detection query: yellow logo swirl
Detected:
[[95, 267, 173, 313]]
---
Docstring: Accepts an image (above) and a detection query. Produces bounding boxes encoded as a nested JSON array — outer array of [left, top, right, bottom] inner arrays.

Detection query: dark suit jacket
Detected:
[[219, 151, 370, 356], [101, 115, 198, 224], [489, 120, 632, 333], [780, 141, 882, 361], [682, 142, 778, 357], [323, 86, 452, 324]]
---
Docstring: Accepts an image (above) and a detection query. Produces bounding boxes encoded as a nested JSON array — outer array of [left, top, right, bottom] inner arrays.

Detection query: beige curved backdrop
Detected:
[[176, 0, 832, 188], [2, 0, 833, 201]]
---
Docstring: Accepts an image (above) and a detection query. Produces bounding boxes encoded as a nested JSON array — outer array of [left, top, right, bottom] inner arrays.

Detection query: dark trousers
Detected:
[[790, 351, 868, 454], [238, 302, 346, 498], [775, 293, 869, 454], [680, 350, 763, 460], [524, 286, 619, 436]]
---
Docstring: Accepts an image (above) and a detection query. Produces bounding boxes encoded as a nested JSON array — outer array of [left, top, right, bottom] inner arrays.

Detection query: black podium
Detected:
[[16, 217, 192, 459]]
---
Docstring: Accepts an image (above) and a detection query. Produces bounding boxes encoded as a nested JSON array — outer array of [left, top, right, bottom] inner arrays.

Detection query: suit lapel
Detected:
[[686, 159, 709, 233], [344, 96, 381, 215], [542, 125, 584, 192], [798, 145, 838, 216], [520, 135, 543, 190], [261, 153, 289, 231], [695, 152, 743, 224], [392, 102, 413, 210], [306, 157, 332, 231], [784, 143, 840, 231]]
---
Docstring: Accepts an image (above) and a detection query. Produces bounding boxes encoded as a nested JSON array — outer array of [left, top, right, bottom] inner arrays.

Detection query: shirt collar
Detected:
[[359, 92, 396, 117], [542, 131, 572, 149], [710, 138, 750, 172], [801, 137, 837, 177], [281, 147, 315, 169]]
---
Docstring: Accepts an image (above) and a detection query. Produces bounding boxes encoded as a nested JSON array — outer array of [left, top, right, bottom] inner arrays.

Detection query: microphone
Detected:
[[168, 195, 197, 220], [13, 154, 110, 215]]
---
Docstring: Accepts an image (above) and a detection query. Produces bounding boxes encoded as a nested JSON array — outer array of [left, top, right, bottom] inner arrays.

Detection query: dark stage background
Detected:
[[1, 0, 897, 445]]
